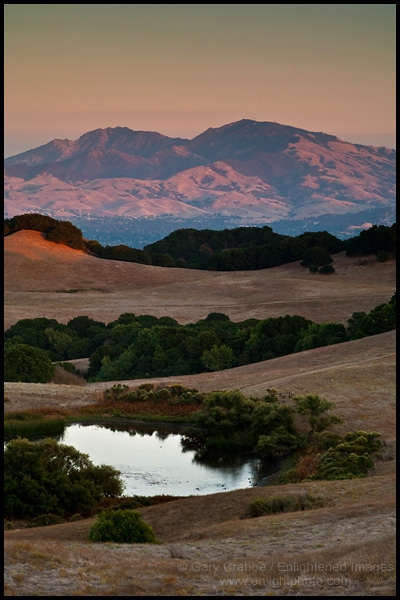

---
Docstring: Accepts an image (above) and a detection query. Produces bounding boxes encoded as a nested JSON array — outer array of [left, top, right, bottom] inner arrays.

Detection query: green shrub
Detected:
[[301, 246, 333, 268], [89, 509, 157, 543], [69, 513, 82, 522], [248, 493, 325, 518], [318, 264, 335, 274], [315, 431, 382, 480], [31, 513, 63, 527], [377, 250, 390, 262]]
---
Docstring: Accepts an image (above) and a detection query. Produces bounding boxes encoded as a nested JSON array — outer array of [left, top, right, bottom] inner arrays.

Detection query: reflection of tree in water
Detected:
[[181, 432, 280, 482]]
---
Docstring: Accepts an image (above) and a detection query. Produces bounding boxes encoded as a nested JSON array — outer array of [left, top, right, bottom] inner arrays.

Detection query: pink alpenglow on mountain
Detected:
[[4, 120, 395, 224]]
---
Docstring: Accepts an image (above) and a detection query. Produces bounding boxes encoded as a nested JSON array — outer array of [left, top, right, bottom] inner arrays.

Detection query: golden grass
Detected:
[[4, 230, 396, 329]]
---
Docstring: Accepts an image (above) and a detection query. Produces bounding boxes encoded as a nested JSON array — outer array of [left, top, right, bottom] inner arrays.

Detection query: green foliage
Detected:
[[201, 344, 236, 371], [4, 438, 123, 519], [89, 509, 157, 543], [346, 224, 396, 256], [4, 414, 66, 440], [186, 389, 305, 458], [248, 493, 325, 518], [5, 295, 394, 383], [4, 344, 55, 383], [301, 246, 333, 268], [293, 394, 342, 437], [103, 383, 206, 406], [31, 513, 63, 527], [45, 220, 85, 250], [347, 293, 396, 340], [294, 322, 347, 352], [315, 431, 382, 480], [144, 225, 345, 271], [318, 264, 335, 274]]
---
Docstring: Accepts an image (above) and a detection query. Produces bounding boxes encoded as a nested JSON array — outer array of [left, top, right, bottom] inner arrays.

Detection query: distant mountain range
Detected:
[[4, 119, 396, 243]]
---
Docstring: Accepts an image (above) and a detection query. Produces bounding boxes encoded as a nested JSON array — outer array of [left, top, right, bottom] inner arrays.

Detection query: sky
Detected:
[[4, 4, 396, 157]]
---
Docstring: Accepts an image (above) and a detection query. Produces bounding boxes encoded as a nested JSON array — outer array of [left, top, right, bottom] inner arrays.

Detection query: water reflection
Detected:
[[59, 422, 279, 496]]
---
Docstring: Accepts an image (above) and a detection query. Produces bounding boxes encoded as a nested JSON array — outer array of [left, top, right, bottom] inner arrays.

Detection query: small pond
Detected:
[[59, 421, 279, 496]]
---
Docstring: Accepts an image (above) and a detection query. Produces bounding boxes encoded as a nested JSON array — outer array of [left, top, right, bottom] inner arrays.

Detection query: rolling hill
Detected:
[[4, 229, 395, 330], [4, 229, 396, 597]]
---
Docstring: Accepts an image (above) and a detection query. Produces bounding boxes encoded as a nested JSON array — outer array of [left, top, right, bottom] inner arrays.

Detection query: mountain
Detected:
[[4, 119, 396, 241]]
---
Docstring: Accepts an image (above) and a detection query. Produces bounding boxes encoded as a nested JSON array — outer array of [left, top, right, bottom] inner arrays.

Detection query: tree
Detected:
[[4, 344, 55, 383], [4, 438, 123, 518], [201, 344, 235, 371], [300, 246, 333, 268], [293, 394, 342, 438]]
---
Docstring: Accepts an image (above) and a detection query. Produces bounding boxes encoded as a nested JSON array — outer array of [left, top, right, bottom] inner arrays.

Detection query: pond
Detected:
[[59, 421, 279, 496]]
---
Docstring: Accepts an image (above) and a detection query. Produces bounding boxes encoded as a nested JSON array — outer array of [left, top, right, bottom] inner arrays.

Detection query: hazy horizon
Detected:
[[4, 4, 396, 157]]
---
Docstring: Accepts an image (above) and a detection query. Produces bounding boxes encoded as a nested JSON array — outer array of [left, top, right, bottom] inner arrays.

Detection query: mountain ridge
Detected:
[[4, 119, 396, 232]]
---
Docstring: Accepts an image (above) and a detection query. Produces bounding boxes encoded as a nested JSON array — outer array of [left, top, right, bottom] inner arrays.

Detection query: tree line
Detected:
[[4, 294, 396, 383], [5, 213, 395, 272]]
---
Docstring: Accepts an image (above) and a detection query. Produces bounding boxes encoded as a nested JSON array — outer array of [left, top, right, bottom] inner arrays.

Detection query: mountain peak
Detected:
[[4, 119, 396, 230]]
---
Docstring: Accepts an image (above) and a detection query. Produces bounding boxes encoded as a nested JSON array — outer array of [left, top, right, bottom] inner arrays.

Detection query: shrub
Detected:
[[315, 431, 382, 480], [377, 250, 390, 262], [31, 513, 63, 527], [301, 246, 332, 268], [318, 264, 335, 274], [89, 509, 157, 543], [4, 344, 55, 383], [248, 493, 325, 518]]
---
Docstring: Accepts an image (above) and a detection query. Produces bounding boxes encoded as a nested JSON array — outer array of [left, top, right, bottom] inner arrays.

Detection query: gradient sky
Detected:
[[4, 4, 396, 157]]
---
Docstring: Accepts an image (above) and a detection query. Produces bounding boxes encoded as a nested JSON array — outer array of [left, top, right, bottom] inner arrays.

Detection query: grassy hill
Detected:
[[3, 230, 396, 596]]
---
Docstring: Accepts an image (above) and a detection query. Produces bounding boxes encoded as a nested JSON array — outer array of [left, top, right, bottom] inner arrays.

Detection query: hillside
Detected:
[[4, 229, 396, 597], [4, 230, 395, 330]]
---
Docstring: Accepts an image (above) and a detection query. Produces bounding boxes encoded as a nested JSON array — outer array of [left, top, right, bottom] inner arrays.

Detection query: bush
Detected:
[[248, 493, 325, 518], [4, 344, 55, 383], [377, 250, 390, 262], [301, 246, 332, 268], [89, 509, 157, 543], [31, 513, 63, 527], [318, 264, 335, 274]]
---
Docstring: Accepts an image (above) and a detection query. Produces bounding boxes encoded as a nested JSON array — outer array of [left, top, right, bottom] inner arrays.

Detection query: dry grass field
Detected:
[[4, 230, 396, 596], [4, 230, 396, 328]]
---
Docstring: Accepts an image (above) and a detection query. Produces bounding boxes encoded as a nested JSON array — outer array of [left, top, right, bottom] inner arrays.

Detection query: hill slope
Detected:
[[4, 230, 395, 329]]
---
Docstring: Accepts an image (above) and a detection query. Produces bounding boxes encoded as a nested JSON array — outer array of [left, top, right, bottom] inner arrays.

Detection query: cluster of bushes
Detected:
[[4, 294, 396, 383], [247, 493, 325, 518], [182, 388, 307, 458], [4, 438, 123, 519], [104, 383, 206, 405], [282, 431, 382, 482]]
